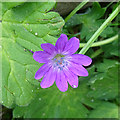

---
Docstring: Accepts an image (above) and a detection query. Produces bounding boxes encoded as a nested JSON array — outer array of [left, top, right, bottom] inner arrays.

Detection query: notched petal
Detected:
[[40, 67, 56, 88], [56, 71, 68, 92], [55, 34, 68, 53], [70, 54, 92, 66], [64, 69, 78, 88], [68, 62, 89, 76], [63, 37, 79, 55], [35, 63, 51, 79], [41, 43, 56, 55], [33, 51, 51, 63]]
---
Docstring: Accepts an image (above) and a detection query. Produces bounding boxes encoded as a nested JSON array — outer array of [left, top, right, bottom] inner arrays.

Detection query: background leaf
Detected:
[[65, 2, 115, 41], [87, 59, 119, 100], [88, 102, 118, 118], [101, 39, 119, 57]]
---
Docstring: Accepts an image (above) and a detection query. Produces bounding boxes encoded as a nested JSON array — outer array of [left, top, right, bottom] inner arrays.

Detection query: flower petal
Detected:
[[41, 43, 56, 55], [70, 54, 92, 66], [68, 62, 88, 76], [64, 69, 78, 88], [55, 34, 68, 53], [56, 71, 68, 92], [33, 51, 51, 63], [40, 67, 56, 88], [63, 37, 79, 55], [35, 63, 51, 79]]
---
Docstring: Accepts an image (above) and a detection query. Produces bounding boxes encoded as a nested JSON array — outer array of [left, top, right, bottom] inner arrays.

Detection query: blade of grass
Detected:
[[65, 0, 89, 23]]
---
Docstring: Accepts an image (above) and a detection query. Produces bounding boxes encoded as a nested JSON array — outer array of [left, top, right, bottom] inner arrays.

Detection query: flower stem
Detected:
[[79, 34, 118, 48], [79, 4, 120, 55], [65, 0, 89, 23]]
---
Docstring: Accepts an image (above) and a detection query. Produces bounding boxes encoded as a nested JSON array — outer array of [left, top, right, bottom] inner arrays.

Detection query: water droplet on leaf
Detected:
[[35, 33, 38, 35], [91, 87, 96, 90], [102, 93, 106, 96], [90, 79, 97, 84], [100, 77, 103, 80], [105, 98, 108, 101], [42, 113, 45, 116], [39, 98, 41, 101], [72, 85, 77, 88], [91, 99, 94, 102]]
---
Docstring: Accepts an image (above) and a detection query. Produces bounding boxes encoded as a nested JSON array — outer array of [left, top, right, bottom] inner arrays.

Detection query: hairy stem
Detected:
[[79, 4, 120, 54]]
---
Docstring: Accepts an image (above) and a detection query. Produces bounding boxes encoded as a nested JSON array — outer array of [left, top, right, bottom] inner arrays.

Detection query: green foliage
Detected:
[[87, 59, 119, 100], [101, 39, 119, 57], [1, 1, 119, 119], [1, 1, 64, 107], [2, 2, 24, 16], [65, 2, 115, 41], [13, 82, 90, 118], [88, 102, 118, 118], [12, 60, 119, 118], [0, 2, 2, 20]]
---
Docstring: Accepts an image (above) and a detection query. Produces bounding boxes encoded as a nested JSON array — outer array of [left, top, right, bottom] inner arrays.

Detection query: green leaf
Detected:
[[2, 2, 24, 16], [0, 2, 2, 20], [88, 102, 118, 118], [101, 39, 119, 57], [96, 59, 118, 72], [12, 59, 119, 118], [1, 2, 64, 107], [87, 60, 119, 100], [13, 79, 99, 118], [13, 67, 106, 118], [65, 2, 114, 41]]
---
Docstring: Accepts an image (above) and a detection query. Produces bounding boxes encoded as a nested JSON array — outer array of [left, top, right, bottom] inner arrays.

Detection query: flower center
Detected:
[[52, 54, 68, 70]]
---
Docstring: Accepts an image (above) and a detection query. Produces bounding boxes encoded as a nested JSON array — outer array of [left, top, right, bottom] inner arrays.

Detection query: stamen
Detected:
[[56, 63, 58, 66], [52, 54, 68, 71], [62, 60, 65, 64], [58, 60, 61, 63]]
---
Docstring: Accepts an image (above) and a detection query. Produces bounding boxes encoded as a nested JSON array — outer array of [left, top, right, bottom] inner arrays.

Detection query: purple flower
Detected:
[[33, 34, 92, 92]]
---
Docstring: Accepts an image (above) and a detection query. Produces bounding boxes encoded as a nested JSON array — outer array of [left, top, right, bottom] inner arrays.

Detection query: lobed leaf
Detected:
[[65, 2, 114, 41], [1, 1, 64, 107], [87, 60, 119, 100]]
